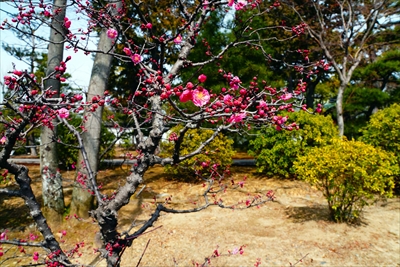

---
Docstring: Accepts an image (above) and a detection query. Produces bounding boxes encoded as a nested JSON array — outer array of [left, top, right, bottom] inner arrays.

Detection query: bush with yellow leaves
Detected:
[[361, 103, 400, 194], [294, 138, 399, 223]]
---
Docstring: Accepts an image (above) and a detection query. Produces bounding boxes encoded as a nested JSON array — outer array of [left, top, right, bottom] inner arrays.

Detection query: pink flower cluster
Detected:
[[174, 34, 182, 44], [64, 17, 71, 29], [140, 23, 153, 30], [123, 48, 142, 65], [228, 0, 248, 10], [106, 28, 118, 39], [33, 252, 39, 261], [179, 74, 210, 107], [227, 113, 246, 123], [57, 108, 70, 119], [131, 54, 142, 65], [0, 136, 6, 144]]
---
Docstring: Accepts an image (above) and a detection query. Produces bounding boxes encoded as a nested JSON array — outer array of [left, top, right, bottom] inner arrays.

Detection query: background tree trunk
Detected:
[[40, 0, 67, 221], [336, 83, 346, 137], [27, 134, 38, 156], [70, 27, 116, 218]]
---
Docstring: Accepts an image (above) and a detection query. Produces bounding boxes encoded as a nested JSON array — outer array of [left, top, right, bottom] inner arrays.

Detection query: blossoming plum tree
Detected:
[[0, 0, 320, 266]]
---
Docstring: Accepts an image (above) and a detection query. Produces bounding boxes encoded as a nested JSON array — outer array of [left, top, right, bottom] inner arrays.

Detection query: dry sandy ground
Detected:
[[1, 166, 399, 266]]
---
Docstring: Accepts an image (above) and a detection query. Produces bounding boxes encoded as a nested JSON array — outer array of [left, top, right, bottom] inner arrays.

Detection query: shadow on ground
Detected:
[[0, 196, 34, 231], [285, 204, 331, 223]]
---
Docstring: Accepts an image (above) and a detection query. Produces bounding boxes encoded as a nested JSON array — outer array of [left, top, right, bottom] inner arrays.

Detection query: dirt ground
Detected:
[[0, 165, 399, 266]]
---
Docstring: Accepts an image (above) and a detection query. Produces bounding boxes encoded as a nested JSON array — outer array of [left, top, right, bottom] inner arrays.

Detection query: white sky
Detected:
[[0, 1, 94, 92]]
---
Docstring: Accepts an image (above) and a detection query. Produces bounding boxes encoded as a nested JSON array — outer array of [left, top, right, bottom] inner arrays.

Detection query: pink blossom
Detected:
[[235, 0, 247, 10], [106, 28, 118, 39], [29, 233, 38, 241], [192, 88, 210, 107], [18, 105, 25, 112], [186, 82, 194, 90], [13, 70, 23, 76], [230, 247, 239, 255], [258, 100, 267, 108], [33, 252, 39, 261], [174, 34, 182, 44], [198, 74, 207, 83], [123, 47, 131, 56], [228, 113, 246, 123], [223, 94, 233, 105], [280, 93, 292, 101], [0, 136, 6, 144], [203, 0, 209, 9], [228, 0, 234, 6], [58, 108, 70, 119], [131, 54, 142, 65], [64, 17, 71, 29], [179, 89, 193, 102], [146, 23, 152, 29], [0, 231, 7, 240], [229, 76, 241, 89], [316, 103, 322, 113]]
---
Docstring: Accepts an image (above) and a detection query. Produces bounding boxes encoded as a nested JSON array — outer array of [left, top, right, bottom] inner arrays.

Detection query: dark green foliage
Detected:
[[341, 49, 400, 138], [55, 116, 81, 168], [294, 138, 398, 223], [56, 115, 116, 169], [343, 86, 391, 138], [248, 111, 338, 177]]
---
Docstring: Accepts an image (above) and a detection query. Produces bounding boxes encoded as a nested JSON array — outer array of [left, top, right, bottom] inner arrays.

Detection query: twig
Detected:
[[135, 239, 151, 267], [289, 253, 309, 266]]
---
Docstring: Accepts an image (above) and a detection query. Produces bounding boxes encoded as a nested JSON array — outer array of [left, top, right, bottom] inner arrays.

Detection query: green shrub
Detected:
[[160, 126, 235, 180], [294, 138, 398, 223], [360, 103, 400, 193], [248, 111, 338, 177]]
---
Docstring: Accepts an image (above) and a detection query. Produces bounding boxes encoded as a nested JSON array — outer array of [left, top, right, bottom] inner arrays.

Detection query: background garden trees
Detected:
[[281, 0, 400, 136], [1, 12, 46, 157], [0, 0, 313, 266]]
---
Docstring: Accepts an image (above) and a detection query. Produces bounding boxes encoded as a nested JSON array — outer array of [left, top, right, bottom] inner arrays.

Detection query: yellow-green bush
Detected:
[[248, 111, 338, 177], [360, 103, 400, 193], [160, 126, 235, 180], [294, 138, 398, 223]]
